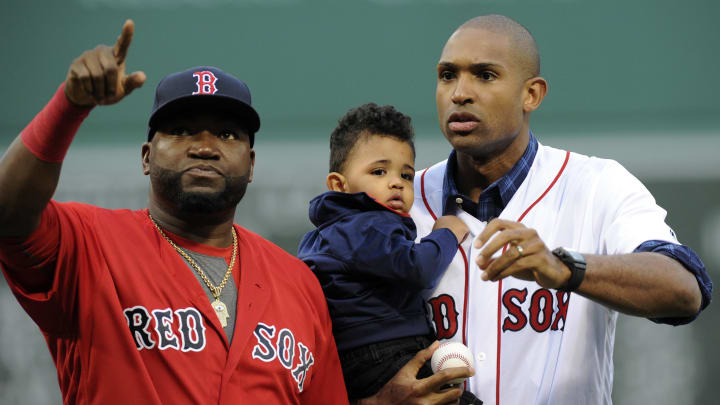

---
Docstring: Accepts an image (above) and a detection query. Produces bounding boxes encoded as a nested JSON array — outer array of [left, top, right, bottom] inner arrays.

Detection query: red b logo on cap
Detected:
[[192, 71, 218, 95]]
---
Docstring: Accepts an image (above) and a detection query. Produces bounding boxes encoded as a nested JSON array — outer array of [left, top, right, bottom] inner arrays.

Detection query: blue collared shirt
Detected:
[[440, 131, 712, 325], [442, 131, 538, 220]]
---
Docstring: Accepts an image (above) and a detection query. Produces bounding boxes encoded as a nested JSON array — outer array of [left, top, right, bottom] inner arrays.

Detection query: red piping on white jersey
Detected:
[[495, 150, 570, 405], [420, 168, 437, 222], [459, 247, 469, 346], [420, 168, 470, 349], [421, 167, 470, 392]]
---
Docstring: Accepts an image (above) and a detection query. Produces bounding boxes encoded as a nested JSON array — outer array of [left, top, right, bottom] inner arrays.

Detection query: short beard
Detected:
[[149, 165, 250, 215]]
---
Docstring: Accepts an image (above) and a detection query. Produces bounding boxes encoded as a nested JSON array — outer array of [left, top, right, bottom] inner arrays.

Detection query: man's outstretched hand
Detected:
[[65, 19, 146, 107]]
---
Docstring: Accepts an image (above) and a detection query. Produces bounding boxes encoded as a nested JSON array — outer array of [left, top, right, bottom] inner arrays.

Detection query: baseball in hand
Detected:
[[431, 341, 474, 384]]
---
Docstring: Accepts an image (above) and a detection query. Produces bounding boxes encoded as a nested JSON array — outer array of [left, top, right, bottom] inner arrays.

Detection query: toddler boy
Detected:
[[297, 103, 469, 400]]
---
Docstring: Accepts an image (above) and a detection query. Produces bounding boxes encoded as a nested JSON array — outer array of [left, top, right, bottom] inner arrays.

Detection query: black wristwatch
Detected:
[[552, 247, 586, 292]]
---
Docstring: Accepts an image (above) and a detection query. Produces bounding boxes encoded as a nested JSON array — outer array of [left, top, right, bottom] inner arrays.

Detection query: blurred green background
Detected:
[[1, 0, 718, 404]]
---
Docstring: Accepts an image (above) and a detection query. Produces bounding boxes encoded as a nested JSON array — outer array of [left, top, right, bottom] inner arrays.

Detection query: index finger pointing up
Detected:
[[113, 19, 135, 65]]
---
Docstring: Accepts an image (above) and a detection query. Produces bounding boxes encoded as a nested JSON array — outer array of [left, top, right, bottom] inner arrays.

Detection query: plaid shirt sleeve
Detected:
[[635, 240, 713, 325]]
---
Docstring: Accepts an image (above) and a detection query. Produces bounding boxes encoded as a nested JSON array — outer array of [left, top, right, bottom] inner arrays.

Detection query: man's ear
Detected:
[[141, 142, 151, 175], [523, 76, 548, 113], [248, 150, 255, 183], [326, 172, 348, 192]]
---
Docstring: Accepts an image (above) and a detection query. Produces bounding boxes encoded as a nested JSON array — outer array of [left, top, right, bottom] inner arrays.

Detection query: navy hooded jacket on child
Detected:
[[297, 191, 459, 352]]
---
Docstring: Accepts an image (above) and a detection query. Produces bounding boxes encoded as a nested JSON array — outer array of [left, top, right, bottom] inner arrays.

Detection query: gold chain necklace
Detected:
[[149, 213, 237, 328]]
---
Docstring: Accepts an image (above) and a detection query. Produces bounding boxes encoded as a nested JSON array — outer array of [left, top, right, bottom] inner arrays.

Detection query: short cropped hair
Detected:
[[329, 103, 415, 173], [459, 14, 540, 78]]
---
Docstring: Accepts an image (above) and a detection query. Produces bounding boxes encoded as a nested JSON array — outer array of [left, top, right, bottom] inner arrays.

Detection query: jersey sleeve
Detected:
[[0, 200, 96, 335], [591, 160, 712, 323], [322, 214, 459, 289], [592, 160, 679, 254]]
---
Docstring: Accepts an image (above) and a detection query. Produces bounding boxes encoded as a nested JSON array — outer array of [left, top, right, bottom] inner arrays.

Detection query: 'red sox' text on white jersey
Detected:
[[411, 143, 681, 405]]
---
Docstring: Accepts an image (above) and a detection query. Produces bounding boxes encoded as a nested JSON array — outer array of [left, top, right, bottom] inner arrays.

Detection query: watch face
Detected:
[[566, 250, 584, 263]]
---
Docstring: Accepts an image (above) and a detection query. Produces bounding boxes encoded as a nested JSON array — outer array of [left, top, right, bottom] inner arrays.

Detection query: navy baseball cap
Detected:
[[147, 66, 260, 146]]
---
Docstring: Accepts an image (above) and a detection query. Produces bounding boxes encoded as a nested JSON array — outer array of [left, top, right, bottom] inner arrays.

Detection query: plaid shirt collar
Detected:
[[442, 131, 538, 221]]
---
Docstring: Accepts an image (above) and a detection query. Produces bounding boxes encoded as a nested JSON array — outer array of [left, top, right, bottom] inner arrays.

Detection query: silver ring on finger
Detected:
[[515, 244, 525, 258]]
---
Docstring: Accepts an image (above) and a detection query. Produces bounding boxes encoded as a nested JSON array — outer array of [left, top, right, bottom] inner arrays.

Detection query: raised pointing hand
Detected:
[[65, 19, 146, 107]]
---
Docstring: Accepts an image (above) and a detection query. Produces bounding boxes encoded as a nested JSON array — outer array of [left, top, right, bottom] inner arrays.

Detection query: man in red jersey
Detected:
[[0, 19, 350, 404]]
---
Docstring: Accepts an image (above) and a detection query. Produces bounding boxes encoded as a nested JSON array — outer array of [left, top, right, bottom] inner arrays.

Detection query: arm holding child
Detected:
[[336, 210, 468, 289]]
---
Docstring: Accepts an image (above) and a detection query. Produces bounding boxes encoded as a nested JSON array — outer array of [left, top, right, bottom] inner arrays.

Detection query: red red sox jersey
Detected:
[[0, 201, 348, 404], [411, 143, 681, 405]]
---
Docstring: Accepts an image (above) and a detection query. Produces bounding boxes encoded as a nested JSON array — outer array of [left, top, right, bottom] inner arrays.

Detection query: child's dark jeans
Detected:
[[339, 334, 434, 400]]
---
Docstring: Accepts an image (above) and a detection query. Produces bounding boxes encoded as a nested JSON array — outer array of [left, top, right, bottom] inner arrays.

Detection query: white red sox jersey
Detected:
[[410, 142, 682, 405], [0, 201, 348, 404]]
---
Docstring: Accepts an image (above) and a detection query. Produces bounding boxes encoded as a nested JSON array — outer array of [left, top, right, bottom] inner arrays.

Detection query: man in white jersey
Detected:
[[408, 14, 713, 405]]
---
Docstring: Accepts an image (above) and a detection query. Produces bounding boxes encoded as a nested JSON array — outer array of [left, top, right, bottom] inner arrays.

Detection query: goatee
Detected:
[[150, 165, 250, 215]]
